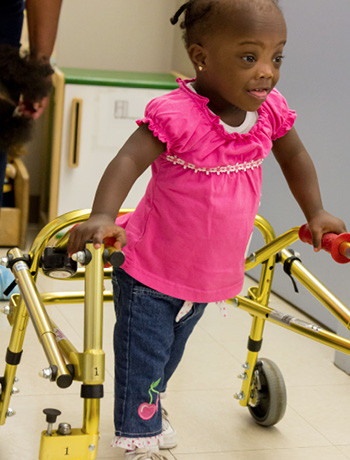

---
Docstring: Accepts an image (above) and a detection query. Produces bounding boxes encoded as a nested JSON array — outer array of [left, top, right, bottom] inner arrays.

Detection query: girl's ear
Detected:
[[188, 43, 207, 71]]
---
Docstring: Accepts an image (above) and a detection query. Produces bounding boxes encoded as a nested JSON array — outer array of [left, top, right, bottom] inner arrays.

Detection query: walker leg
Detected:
[[235, 315, 266, 406], [0, 295, 29, 425], [38, 242, 105, 460], [235, 246, 276, 407]]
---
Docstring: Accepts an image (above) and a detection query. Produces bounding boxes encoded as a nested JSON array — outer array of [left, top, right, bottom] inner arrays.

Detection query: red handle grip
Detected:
[[299, 224, 350, 264], [103, 236, 119, 248]]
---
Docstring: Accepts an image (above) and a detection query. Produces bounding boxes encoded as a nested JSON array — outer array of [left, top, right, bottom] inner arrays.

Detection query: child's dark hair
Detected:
[[0, 45, 53, 155], [170, 0, 281, 47]]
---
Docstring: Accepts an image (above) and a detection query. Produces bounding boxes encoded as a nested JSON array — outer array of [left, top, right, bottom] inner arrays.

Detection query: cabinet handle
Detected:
[[68, 98, 83, 168]]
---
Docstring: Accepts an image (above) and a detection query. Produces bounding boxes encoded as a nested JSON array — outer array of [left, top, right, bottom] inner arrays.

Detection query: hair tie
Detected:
[[170, 2, 190, 25]]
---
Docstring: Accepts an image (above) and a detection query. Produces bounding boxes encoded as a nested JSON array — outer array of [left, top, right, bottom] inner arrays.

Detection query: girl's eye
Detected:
[[273, 55, 285, 64], [242, 55, 256, 63]]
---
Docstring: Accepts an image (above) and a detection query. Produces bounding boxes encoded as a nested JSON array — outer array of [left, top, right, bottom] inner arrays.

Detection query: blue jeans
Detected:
[[112, 268, 207, 438]]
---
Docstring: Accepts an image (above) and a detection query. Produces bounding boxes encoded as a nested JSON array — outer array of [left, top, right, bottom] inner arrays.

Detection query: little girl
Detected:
[[68, 0, 346, 459]]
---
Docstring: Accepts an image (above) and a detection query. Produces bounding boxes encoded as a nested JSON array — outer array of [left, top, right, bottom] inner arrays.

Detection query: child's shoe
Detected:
[[160, 408, 177, 449], [125, 448, 168, 459]]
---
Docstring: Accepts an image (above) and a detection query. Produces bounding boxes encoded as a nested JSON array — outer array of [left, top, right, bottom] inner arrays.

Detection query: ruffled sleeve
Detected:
[[136, 87, 205, 156], [136, 94, 181, 154], [136, 98, 171, 149], [263, 89, 297, 141]]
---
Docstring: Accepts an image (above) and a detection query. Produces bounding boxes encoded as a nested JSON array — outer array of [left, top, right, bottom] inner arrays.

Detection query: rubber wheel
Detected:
[[248, 358, 287, 427]]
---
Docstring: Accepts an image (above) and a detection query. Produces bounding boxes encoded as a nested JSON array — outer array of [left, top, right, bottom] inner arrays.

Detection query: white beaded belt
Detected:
[[166, 154, 263, 175]]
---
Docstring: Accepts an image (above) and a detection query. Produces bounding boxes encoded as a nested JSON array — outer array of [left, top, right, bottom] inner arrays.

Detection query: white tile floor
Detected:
[[1, 226, 350, 460]]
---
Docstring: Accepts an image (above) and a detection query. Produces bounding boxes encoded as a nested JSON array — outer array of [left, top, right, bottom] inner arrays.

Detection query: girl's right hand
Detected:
[[67, 214, 127, 256]]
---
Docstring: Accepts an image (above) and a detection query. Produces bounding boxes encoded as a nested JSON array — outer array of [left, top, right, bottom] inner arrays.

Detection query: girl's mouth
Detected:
[[248, 88, 269, 100]]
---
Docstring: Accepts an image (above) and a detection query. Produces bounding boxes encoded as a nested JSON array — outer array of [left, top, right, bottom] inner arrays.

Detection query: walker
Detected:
[[1, 209, 350, 459]]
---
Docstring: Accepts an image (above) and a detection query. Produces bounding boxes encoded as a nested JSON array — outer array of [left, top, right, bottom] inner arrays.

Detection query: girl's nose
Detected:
[[256, 63, 274, 79]]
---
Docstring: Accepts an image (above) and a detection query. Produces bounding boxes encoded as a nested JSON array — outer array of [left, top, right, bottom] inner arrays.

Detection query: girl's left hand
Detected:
[[17, 97, 49, 120], [307, 210, 347, 251]]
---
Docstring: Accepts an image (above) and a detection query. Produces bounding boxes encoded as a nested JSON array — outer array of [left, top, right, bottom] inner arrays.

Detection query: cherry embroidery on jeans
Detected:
[[138, 378, 161, 421]]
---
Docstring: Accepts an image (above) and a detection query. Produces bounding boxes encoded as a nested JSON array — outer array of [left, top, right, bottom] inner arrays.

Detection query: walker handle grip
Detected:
[[70, 225, 122, 250], [299, 224, 350, 264], [102, 237, 125, 268], [69, 225, 125, 268]]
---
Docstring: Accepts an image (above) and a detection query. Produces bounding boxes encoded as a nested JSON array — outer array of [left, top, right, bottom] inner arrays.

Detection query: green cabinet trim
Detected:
[[59, 67, 179, 90]]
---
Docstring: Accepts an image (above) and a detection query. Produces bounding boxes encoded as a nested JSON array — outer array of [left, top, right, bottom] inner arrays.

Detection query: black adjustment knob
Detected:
[[43, 408, 61, 424], [109, 250, 125, 268]]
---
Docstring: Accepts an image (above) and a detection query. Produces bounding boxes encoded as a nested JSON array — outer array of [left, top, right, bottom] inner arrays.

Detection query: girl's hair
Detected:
[[0, 45, 53, 155], [170, 0, 281, 47], [170, 0, 217, 47]]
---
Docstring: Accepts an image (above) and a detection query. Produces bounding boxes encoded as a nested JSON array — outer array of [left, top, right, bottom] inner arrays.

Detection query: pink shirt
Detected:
[[116, 79, 296, 302]]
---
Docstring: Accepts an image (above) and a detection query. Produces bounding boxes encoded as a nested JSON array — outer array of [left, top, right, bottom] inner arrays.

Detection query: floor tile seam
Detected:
[[197, 328, 249, 360], [162, 388, 240, 396], [167, 451, 177, 459], [171, 445, 333, 456], [334, 445, 350, 459], [51, 307, 85, 340], [218, 341, 252, 361], [105, 368, 114, 379], [163, 386, 240, 393], [290, 445, 348, 455], [53, 307, 116, 340], [285, 406, 334, 446], [286, 382, 350, 389], [10, 391, 81, 398], [14, 385, 114, 394]]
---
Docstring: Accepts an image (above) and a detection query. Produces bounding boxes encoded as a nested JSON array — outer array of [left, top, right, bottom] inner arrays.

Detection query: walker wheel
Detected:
[[248, 358, 287, 426]]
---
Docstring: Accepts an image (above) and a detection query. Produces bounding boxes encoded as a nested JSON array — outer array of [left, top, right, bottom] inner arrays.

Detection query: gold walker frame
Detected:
[[1, 210, 350, 458]]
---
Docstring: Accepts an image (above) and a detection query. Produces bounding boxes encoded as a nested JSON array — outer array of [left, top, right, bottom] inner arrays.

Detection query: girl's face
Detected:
[[190, 4, 287, 124]]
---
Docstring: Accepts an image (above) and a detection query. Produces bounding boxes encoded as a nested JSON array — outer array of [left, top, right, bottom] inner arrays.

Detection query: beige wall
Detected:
[[171, 17, 195, 78], [55, 0, 185, 73], [26, 1, 195, 201]]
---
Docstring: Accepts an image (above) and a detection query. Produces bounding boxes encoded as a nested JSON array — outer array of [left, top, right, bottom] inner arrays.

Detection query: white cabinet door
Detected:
[[56, 84, 170, 216]]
